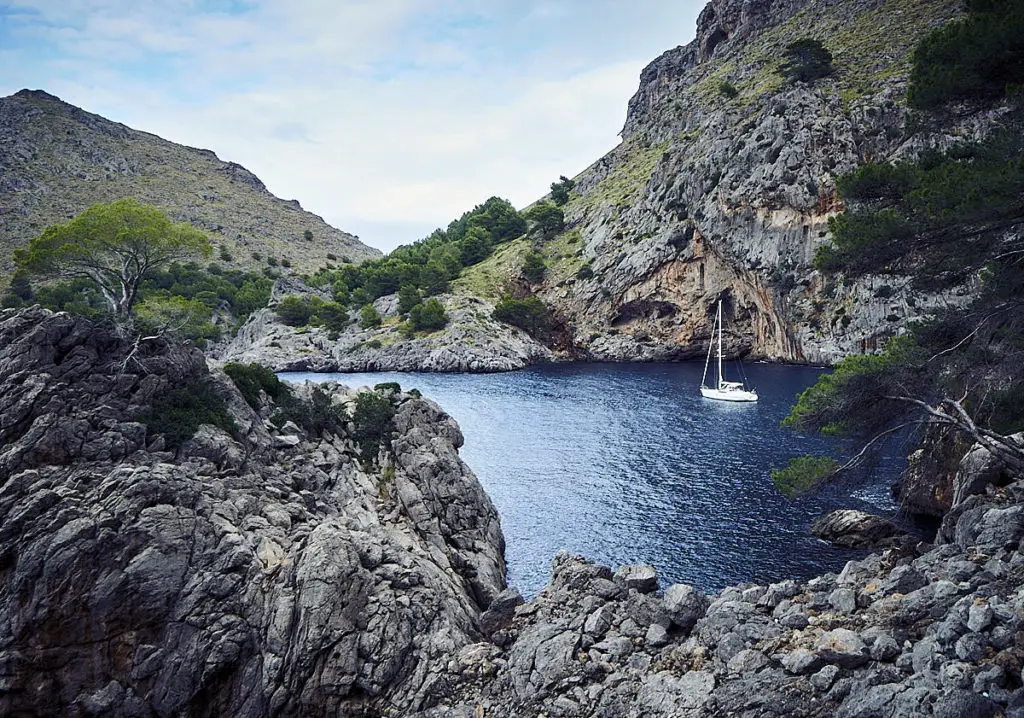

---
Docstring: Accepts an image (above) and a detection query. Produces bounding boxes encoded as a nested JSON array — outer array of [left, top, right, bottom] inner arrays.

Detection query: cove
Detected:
[[281, 362, 905, 597]]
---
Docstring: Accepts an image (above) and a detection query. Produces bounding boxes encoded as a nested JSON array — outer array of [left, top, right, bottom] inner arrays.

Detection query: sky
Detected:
[[1, 0, 706, 253]]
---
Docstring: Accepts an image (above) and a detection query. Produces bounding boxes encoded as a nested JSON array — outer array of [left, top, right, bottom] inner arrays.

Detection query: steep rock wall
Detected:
[[0, 307, 504, 716], [526, 0, 967, 364]]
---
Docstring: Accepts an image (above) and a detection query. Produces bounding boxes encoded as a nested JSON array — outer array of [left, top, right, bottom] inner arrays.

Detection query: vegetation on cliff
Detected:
[[12, 198, 211, 321], [777, 0, 1024, 494], [4, 200, 273, 343]]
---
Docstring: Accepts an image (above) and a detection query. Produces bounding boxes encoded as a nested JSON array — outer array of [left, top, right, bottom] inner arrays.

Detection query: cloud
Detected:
[[0, 0, 706, 251]]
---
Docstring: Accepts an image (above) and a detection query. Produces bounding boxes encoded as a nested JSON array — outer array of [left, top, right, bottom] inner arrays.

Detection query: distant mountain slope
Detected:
[[0, 89, 381, 277]]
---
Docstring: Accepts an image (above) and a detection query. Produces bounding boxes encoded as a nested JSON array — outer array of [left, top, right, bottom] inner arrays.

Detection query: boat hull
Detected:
[[700, 386, 759, 402]]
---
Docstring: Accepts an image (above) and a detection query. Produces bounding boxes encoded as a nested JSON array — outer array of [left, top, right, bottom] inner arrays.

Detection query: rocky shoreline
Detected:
[[217, 293, 555, 374], [1, 307, 1022, 717]]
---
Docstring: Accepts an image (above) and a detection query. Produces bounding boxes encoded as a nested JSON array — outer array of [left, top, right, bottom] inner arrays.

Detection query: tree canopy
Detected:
[[777, 39, 834, 83], [14, 199, 211, 322]]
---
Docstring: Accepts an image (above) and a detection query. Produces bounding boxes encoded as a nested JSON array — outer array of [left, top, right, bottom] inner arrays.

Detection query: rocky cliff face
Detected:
[[0, 307, 503, 716], [0, 89, 380, 277], [459, 0, 970, 365], [217, 284, 555, 373]]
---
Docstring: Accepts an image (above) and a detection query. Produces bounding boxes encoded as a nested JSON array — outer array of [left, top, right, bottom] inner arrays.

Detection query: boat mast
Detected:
[[717, 300, 723, 388]]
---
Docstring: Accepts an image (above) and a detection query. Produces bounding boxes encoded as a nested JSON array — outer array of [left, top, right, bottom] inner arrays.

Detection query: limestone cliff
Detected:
[[460, 0, 971, 365], [0, 89, 380, 278], [0, 307, 503, 715]]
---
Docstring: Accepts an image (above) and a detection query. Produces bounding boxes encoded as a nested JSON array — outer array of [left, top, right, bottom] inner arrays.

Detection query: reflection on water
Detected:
[[282, 362, 904, 596]]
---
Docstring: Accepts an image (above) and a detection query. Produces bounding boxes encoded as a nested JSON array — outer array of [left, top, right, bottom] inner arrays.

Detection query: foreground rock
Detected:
[[811, 509, 908, 548], [0, 307, 505, 716], [219, 292, 554, 373], [418, 475, 1024, 717]]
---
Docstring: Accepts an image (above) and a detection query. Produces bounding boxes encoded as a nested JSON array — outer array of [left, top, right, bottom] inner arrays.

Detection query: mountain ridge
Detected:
[[0, 88, 381, 278]]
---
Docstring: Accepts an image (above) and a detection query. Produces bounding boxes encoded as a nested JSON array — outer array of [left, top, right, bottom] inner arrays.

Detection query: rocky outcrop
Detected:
[[0, 89, 380, 276], [811, 509, 908, 548], [218, 291, 555, 373], [0, 307, 504, 716], [418, 478, 1024, 717], [498, 0, 971, 366]]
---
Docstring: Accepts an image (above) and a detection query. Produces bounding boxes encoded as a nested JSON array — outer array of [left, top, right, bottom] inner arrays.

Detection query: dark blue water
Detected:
[[282, 362, 904, 597]]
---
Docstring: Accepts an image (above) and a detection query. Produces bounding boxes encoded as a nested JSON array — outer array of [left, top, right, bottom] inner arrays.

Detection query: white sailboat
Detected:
[[700, 299, 758, 402]]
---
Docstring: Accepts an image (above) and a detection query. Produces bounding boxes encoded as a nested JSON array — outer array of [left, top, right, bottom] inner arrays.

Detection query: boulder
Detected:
[[811, 509, 906, 548], [616, 564, 659, 593]]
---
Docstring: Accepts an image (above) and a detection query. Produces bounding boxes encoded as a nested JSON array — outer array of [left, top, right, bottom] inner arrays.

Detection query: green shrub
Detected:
[[280, 258, 292, 268], [909, 0, 1024, 108], [576, 264, 594, 280], [359, 303, 382, 329], [836, 162, 918, 202], [778, 39, 834, 83], [524, 202, 565, 240], [492, 295, 552, 337], [224, 361, 288, 408], [234, 277, 273, 315], [374, 382, 402, 393], [352, 390, 396, 458], [139, 378, 237, 449], [772, 455, 840, 497], [717, 80, 739, 98], [398, 284, 421, 314], [550, 175, 575, 206], [313, 301, 349, 332], [408, 298, 448, 332], [135, 296, 220, 344], [276, 295, 313, 326], [521, 251, 546, 283]]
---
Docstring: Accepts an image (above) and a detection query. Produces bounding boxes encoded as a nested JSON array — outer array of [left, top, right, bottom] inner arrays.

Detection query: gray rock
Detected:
[[783, 648, 823, 675], [870, 634, 900, 662], [829, 587, 857, 614], [0, 308, 506, 717], [812, 509, 907, 548], [781, 612, 809, 629], [615, 564, 659, 593], [584, 604, 616, 637], [810, 664, 840, 691], [592, 636, 633, 659], [481, 588, 525, 636], [932, 690, 1000, 718], [968, 601, 994, 632], [636, 671, 715, 715], [645, 623, 670, 648], [815, 629, 869, 668], [716, 632, 745, 663], [662, 583, 709, 632], [726, 648, 769, 674], [955, 632, 988, 662], [221, 295, 555, 374]]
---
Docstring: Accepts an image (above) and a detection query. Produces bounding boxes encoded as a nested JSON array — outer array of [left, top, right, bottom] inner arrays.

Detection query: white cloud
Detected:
[[1, 0, 706, 251]]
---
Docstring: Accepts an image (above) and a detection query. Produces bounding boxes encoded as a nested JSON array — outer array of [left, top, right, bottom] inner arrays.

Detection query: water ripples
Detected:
[[283, 362, 903, 597]]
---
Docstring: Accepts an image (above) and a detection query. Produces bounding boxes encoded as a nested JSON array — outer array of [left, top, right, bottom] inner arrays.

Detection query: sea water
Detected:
[[282, 362, 907, 597]]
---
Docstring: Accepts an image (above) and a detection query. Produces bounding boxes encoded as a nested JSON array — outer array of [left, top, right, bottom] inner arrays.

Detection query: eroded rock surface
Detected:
[[420, 479, 1024, 717], [0, 307, 505, 716]]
